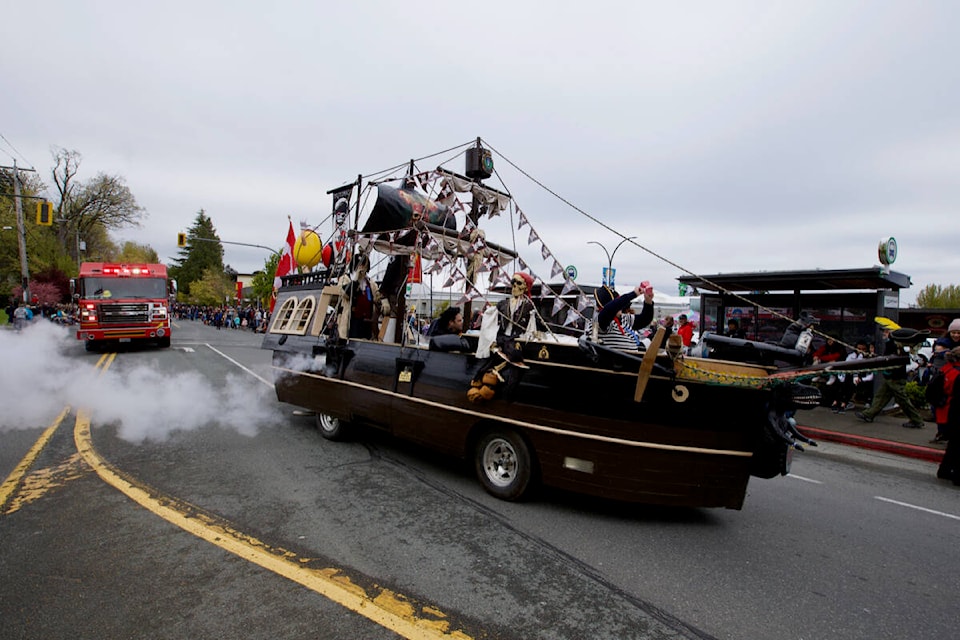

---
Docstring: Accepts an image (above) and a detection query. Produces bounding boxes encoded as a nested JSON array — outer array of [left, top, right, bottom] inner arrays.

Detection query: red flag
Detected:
[[271, 220, 298, 312], [407, 253, 422, 284]]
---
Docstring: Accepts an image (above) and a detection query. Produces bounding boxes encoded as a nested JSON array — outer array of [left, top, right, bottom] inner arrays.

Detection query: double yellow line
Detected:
[[3, 351, 473, 640]]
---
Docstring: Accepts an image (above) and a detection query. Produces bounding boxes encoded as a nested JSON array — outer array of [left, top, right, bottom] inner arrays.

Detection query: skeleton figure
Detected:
[[322, 197, 351, 277], [495, 272, 537, 351]]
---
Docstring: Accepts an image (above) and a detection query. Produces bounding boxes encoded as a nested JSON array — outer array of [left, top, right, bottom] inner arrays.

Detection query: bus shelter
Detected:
[[678, 267, 912, 347]]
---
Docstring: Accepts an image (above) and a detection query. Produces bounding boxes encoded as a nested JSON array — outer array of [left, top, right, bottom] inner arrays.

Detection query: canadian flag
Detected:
[[407, 252, 422, 284], [271, 220, 298, 312]]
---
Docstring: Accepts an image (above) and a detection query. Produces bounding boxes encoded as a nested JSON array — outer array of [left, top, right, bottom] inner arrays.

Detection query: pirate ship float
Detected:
[[262, 138, 907, 510]]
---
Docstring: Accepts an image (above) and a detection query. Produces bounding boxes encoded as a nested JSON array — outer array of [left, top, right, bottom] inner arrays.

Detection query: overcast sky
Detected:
[[3, 1, 958, 305]]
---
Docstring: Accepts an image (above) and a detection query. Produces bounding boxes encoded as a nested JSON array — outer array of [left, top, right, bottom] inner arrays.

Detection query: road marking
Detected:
[[874, 496, 960, 521], [3, 453, 87, 514], [1, 353, 116, 513], [786, 474, 823, 484], [206, 343, 272, 388], [0, 406, 72, 513], [71, 347, 473, 639]]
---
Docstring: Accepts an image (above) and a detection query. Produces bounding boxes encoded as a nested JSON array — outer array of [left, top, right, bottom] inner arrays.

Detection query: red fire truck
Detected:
[[72, 262, 177, 352]]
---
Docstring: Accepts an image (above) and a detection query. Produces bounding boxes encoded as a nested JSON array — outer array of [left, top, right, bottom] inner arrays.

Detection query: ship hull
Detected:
[[266, 331, 785, 509]]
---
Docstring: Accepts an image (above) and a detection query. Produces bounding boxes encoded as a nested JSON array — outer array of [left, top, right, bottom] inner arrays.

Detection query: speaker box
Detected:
[[465, 147, 493, 179]]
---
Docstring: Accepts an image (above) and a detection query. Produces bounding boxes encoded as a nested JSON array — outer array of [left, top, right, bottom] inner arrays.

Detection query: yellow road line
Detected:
[[3, 453, 87, 515], [1, 354, 115, 512], [74, 351, 472, 639], [0, 406, 72, 512]]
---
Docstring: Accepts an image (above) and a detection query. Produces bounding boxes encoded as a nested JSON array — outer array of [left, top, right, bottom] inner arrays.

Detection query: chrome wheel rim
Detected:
[[318, 414, 339, 434], [482, 437, 518, 488]]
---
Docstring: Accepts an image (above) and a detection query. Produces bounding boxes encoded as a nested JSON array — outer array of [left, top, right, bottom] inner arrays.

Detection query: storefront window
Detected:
[[725, 306, 755, 339]]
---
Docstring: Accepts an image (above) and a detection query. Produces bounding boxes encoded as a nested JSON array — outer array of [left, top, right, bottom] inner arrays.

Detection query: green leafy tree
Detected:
[[116, 241, 160, 264], [1, 156, 156, 299], [251, 253, 280, 308], [187, 267, 233, 306], [75, 220, 119, 263], [169, 209, 224, 296], [0, 167, 59, 294], [915, 284, 960, 308]]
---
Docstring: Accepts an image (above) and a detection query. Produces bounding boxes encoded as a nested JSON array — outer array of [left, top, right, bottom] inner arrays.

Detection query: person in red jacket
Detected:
[[936, 347, 960, 483], [676, 314, 695, 349], [812, 335, 846, 363]]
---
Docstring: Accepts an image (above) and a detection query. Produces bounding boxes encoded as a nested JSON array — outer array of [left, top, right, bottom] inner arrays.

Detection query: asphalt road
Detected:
[[1, 320, 957, 639]]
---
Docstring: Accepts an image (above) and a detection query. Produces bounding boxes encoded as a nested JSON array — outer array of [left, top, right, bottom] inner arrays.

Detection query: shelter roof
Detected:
[[678, 267, 911, 293]]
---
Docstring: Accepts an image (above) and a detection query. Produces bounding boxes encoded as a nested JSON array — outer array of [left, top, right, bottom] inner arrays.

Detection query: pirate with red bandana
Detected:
[[495, 272, 539, 352]]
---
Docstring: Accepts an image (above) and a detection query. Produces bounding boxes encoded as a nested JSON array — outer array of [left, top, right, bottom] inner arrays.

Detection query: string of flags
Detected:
[[427, 172, 592, 327], [329, 169, 597, 327]]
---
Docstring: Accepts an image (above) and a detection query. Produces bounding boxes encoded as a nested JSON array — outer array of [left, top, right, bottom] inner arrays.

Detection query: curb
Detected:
[[799, 426, 944, 464]]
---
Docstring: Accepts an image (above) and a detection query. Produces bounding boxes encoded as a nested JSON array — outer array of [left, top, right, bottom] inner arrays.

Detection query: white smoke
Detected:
[[0, 321, 282, 441], [273, 351, 326, 375], [0, 322, 84, 428]]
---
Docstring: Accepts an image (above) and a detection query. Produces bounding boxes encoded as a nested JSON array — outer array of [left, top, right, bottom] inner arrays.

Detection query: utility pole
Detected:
[[10, 161, 33, 304], [3, 162, 41, 304]]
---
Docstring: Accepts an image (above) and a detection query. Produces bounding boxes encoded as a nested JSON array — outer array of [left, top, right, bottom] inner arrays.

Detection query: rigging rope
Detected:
[[482, 138, 878, 355]]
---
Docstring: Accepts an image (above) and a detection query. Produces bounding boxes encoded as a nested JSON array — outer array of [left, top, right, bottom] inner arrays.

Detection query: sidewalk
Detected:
[[796, 404, 945, 464]]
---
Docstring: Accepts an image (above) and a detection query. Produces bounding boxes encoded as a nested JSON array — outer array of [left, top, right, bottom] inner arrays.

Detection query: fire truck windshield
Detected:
[[81, 277, 167, 300]]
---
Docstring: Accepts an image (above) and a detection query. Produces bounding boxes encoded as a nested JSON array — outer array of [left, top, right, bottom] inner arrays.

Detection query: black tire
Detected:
[[474, 429, 535, 501], [157, 336, 171, 348], [315, 413, 349, 441], [84, 341, 99, 352]]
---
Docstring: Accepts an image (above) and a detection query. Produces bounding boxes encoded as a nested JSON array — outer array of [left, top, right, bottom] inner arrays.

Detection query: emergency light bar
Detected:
[[101, 266, 152, 276]]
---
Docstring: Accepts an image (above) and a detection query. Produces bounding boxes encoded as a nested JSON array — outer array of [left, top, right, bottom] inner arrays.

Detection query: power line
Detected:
[[0, 133, 34, 169]]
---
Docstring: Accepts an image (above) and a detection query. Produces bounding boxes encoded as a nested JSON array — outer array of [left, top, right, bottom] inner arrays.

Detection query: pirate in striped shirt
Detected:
[[589, 282, 655, 352]]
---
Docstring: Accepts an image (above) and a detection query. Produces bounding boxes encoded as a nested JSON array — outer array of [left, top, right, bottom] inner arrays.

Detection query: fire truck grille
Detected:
[[100, 303, 150, 324]]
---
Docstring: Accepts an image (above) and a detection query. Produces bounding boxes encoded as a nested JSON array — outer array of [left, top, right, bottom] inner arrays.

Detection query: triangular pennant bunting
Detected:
[[552, 295, 564, 315]]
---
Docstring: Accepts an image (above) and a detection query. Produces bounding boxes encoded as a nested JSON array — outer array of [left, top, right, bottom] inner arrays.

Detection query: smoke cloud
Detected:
[[0, 322, 282, 442]]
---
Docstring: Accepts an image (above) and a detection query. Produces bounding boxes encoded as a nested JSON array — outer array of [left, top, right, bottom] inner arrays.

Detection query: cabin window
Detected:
[[291, 296, 316, 334], [271, 297, 299, 333]]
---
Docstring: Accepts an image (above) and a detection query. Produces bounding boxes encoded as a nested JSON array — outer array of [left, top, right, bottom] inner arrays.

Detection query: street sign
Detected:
[[603, 267, 616, 288], [565, 265, 578, 280]]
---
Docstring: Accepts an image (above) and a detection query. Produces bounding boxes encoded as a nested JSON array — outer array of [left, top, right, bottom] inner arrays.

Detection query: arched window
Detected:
[[291, 296, 316, 334], [270, 297, 298, 333]]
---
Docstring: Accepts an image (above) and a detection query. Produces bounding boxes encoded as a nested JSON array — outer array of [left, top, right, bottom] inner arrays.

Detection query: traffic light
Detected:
[[36, 201, 53, 226], [177, 232, 187, 247]]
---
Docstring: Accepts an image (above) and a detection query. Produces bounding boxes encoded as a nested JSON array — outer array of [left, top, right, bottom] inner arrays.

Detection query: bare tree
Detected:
[[51, 148, 146, 264]]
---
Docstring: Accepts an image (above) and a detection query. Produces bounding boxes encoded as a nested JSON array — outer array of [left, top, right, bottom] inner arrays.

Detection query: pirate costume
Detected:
[[588, 285, 654, 352]]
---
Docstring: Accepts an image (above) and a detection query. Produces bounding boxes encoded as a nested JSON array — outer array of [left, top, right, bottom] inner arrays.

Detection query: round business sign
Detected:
[[878, 237, 898, 266], [565, 265, 578, 280]]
